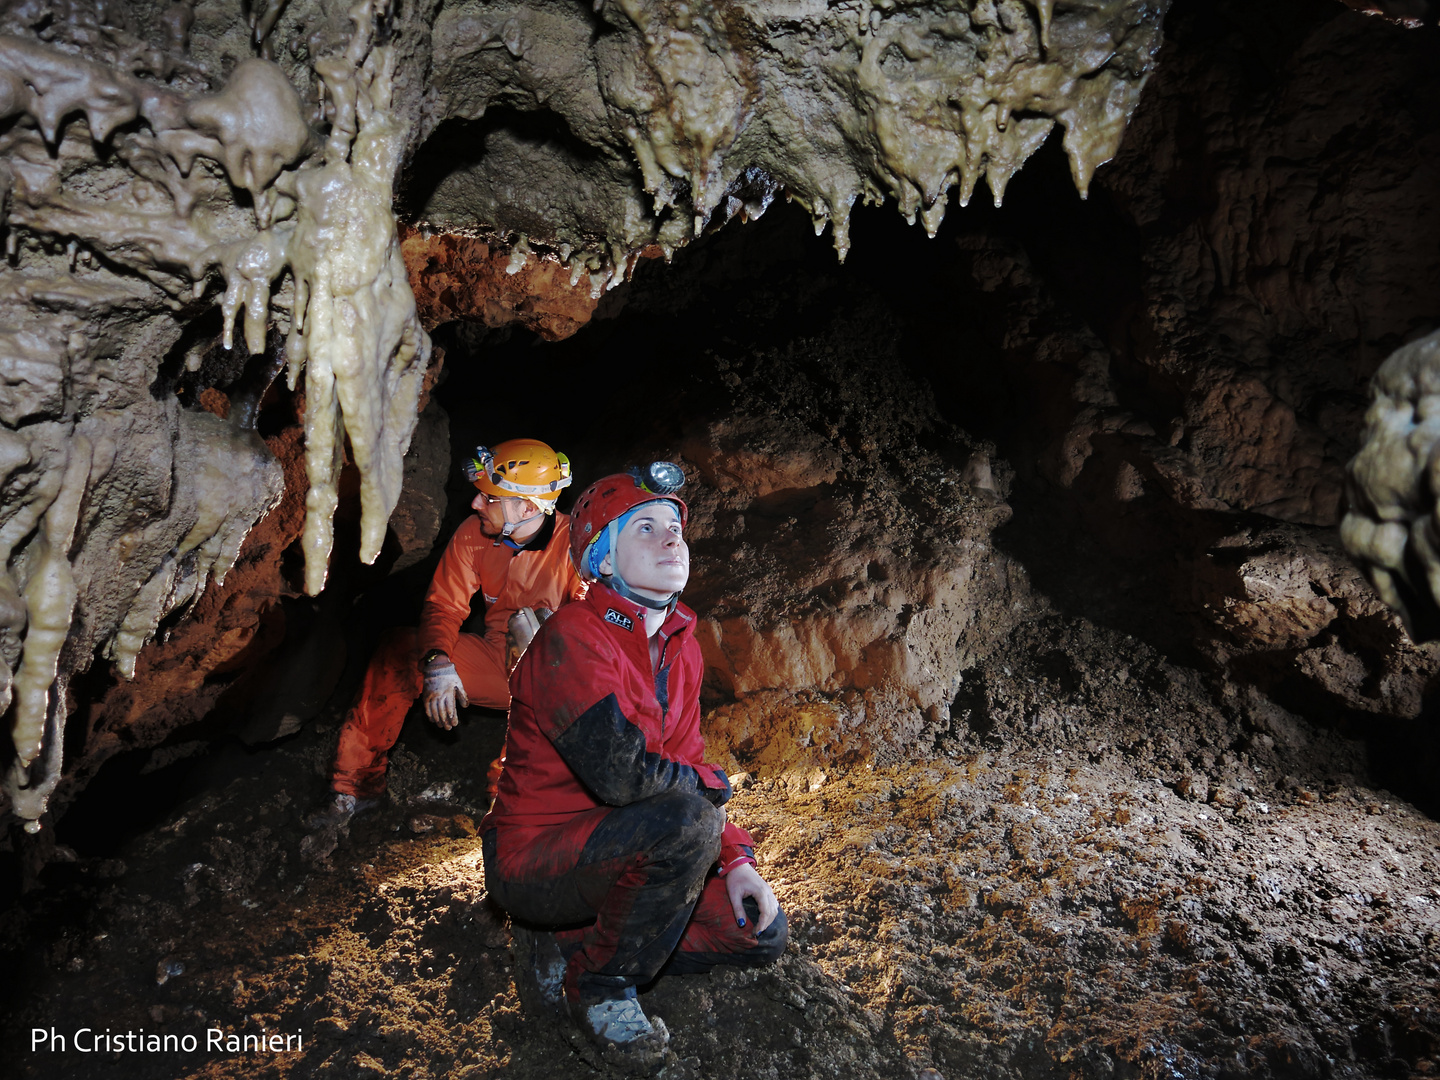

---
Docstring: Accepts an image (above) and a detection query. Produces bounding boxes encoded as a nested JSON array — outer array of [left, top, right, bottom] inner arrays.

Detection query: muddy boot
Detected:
[[567, 974, 669, 1073], [301, 792, 377, 831], [511, 924, 567, 1019]]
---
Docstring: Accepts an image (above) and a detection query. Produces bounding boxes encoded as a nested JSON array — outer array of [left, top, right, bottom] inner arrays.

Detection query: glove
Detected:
[[505, 606, 552, 671], [422, 659, 468, 729]]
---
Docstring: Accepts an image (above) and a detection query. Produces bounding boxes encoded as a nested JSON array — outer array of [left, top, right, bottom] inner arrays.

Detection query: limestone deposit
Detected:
[[419, 0, 1166, 263], [0, 0, 428, 825], [0, 0, 1173, 826]]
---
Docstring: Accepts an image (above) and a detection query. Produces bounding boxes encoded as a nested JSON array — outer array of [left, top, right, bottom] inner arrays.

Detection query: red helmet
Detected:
[[570, 463, 689, 580]]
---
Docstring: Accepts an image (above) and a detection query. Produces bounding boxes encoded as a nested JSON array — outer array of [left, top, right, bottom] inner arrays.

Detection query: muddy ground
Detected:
[[2, 602, 1438, 1080]]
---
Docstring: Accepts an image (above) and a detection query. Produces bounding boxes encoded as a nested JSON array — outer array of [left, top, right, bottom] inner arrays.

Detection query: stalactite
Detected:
[[0, 0, 427, 825], [425, 0, 1167, 263], [282, 4, 430, 593], [1342, 330, 1440, 642]]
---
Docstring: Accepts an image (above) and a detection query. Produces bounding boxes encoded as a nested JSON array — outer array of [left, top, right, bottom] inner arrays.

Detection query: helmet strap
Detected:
[[495, 497, 546, 541], [606, 573, 678, 612]]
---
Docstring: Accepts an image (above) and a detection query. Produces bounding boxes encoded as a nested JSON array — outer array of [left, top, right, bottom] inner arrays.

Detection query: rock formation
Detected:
[[2, 3, 1440, 1078], [0, 0, 1431, 876], [416, 0, 1167, 264], [0, 0, 429, 827], [1342, 330, 1440, 643], [0, 0, 1173, 828]]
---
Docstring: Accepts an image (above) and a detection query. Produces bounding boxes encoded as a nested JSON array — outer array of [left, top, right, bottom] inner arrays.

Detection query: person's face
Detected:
[[472, 490, 540, 535], [604, 502, 688, 599]]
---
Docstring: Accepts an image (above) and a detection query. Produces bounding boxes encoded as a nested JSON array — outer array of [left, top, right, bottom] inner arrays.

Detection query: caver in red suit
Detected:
[[481, 465, 786, 1061], [329, 442, 584, 800], [482, 581, 787, 996]]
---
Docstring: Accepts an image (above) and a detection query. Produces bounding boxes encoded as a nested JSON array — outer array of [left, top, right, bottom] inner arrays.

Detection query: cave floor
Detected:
[[2, 617, 1439, 1080]]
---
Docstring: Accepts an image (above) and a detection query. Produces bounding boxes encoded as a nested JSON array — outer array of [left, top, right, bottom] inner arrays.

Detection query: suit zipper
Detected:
[[656, 631, 671, 733]]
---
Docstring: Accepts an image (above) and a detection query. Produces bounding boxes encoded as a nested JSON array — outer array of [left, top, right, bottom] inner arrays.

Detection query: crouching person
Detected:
[[480, 464, 787, 1068]]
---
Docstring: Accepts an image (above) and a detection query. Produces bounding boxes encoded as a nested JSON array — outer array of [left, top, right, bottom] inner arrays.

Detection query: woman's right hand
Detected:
[[723, 862, 779, 933]]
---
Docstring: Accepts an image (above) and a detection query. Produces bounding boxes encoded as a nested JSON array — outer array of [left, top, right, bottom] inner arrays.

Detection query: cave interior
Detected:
[[1, 0, 1440, 1077]]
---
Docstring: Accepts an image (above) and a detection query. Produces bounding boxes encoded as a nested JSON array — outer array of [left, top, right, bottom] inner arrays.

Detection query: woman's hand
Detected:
[[724, 862, 778, 933]]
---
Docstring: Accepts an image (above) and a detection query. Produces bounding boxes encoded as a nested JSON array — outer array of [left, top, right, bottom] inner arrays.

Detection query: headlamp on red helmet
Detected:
[[629, 461, 684, 496]]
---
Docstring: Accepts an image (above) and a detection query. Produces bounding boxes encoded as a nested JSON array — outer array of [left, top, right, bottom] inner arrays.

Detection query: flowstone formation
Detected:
[[416, 0, 1167, 271], [0, 0, 429, 827], [1342, 330, 1440, 643]]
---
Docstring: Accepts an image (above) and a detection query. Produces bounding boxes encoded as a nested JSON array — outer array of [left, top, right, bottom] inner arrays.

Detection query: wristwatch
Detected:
[[419, 648, 447, 670]]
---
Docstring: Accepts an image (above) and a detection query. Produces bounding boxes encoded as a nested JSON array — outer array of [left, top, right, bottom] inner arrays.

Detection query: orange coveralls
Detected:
[[331, 512, 585, 799]]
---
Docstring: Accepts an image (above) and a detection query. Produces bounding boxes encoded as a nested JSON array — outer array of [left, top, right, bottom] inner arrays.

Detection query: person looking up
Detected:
[[480, 463, 787, 1070]]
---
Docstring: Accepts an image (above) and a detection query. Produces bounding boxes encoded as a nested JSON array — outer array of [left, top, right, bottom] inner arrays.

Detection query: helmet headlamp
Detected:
[[631, 461, 685, 496], [465, 443, 573, 497]]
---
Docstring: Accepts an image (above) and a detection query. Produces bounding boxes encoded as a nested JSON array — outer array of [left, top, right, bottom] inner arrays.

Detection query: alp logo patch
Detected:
[[604, 608, 635, 632]]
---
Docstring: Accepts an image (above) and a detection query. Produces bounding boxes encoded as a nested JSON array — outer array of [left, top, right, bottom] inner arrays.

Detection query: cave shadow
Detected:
[[1228, 649, 1440, 817]]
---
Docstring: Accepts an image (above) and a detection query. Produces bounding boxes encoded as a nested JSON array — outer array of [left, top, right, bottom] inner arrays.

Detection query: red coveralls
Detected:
[[331, 512, 585, 799], [481, 581, 787, 989]]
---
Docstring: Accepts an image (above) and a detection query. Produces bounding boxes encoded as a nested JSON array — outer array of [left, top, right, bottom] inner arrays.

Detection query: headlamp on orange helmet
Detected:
[[464, 440, 572, 503], [463, 438, 572, 537]]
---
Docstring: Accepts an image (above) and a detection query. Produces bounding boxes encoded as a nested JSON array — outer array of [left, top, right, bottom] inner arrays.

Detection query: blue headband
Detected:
[[587, 505, 640, 578]]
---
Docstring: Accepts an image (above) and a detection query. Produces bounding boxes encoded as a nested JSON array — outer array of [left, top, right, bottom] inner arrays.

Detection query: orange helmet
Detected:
[[464, 439, 572, 509]]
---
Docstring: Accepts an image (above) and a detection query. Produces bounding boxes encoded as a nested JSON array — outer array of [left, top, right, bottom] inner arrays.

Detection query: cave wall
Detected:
[[932, 0, 1440, 728]]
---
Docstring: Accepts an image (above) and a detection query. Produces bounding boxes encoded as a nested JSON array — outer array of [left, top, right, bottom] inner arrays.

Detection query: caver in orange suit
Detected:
[[330, 510, 585, 799]]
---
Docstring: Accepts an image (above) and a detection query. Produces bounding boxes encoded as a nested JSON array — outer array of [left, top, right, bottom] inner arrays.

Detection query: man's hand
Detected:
[[422, 658, 468, 729], [723, 862, 778, 934]]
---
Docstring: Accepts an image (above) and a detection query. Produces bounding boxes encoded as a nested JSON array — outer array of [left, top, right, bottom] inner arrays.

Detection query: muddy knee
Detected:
[[640, 789, 724, 868], [648, 789, 725, 864]]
